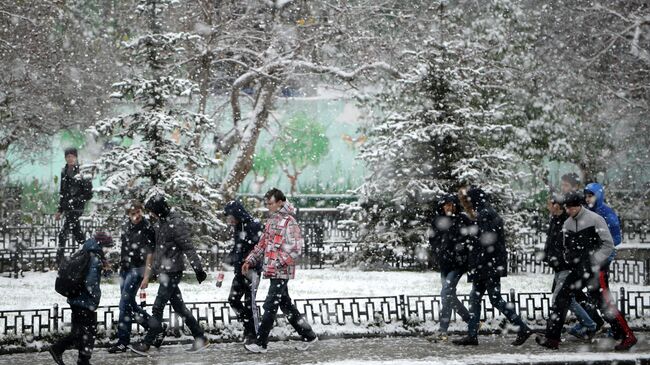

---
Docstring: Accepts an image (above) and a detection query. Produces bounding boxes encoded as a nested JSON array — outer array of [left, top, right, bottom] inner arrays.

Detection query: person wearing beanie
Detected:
[[132, 195, 209, 353], [49, 231, 112, 365], [55, 147, 93, 265], [453, 187, 532, 347], [536, 191, 636, 351], [108, 201, 157, 354]]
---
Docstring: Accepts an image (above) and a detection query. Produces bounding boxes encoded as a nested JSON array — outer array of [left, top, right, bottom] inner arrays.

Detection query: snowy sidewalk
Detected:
[[4, 334, 650, 365]]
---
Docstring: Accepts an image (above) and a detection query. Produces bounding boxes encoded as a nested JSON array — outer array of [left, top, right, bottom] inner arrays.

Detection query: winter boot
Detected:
[[535, 336, 560, 350], [614, 334, 637, 351], [48, 347, 65, 365], [452, 336, 479, 346]]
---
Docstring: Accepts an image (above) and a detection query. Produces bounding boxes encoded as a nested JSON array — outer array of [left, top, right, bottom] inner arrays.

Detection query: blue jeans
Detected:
[[467, 277, 529, 338], [439, 270, 470, 332], [117, 267, 151, 345]]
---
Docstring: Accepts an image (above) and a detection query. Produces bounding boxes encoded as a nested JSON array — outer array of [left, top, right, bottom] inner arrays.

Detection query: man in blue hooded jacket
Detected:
[[224, 200, 263, 344], [584, 182, 622, 248], [49, 232, 113, 365]]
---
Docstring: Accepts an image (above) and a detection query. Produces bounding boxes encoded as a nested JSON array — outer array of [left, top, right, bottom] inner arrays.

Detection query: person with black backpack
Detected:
[[50, 231, 113, 365]]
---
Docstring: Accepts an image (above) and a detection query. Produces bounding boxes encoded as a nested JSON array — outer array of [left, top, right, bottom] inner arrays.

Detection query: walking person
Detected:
[[452, 187, 532, 347], [131, 195, 210, 354], [107, 201, 156, 353], [224, 200, 263, 345], [242, 188, 318, 353], [55, 147, 93, 265], [542, 194, 598, 340], [536, 192, 636, 351], [49, 232, 114, 365], [429, 193, 472, 340]]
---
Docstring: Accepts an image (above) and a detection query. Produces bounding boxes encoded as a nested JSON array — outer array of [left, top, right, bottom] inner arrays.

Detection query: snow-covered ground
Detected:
[[1, 268, 647, 310]]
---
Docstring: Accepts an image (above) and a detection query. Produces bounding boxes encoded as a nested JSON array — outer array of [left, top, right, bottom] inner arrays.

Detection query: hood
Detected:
[[82, 238, 103, 254], [224, 200, 254, 223], [436, 193, 461, 215], [278, 201, 296, 216], [584, 182, 605, 208], [145, 195, 171, 219], [466, 187, 489, 211]]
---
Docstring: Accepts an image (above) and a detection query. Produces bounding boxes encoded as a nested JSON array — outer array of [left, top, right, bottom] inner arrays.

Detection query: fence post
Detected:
[[53, 303, 59, 332], [645, 259, 650, 286], [509, 288, 516, 305], [619, 287, 626, 318], [399, 294, 407, 323]]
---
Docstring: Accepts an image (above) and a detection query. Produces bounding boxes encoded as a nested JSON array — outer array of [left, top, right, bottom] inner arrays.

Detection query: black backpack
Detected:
[[55, 249, 91, 298]]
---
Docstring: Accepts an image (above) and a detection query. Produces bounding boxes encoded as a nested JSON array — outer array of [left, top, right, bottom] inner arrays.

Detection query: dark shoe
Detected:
[[107, 343, 128, 353], [512, 329, 533, 346], [535, 336, 559, 350], [48, 347, 65, 365], [615, 334, 637, 351], [153, 324, 168, 348], [129, 342, 150, 353], [452, 336, 478, 346], [186, 337, 210, 353]]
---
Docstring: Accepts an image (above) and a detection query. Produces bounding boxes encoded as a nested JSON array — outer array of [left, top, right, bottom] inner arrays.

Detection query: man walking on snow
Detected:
[[242, 188, 318, 353]]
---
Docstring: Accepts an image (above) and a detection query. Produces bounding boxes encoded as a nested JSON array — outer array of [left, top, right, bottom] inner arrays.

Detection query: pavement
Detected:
[[4, 333, 650, 365]]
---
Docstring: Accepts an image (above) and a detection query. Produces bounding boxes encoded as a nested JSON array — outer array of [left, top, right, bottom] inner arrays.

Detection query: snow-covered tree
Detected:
[[87, 0, 225, 242]]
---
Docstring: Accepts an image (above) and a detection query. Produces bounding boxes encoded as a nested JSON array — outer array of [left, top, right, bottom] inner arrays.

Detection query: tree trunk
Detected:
[[220, 82, 277, 200]]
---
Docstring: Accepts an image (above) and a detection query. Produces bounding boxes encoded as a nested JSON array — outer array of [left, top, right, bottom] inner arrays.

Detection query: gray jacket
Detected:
[[563, 207, 614, 271], [152, 211, 203, 274]]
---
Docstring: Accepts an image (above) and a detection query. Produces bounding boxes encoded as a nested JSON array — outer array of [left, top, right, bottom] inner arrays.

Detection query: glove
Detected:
[[195, 270, 207, 284]]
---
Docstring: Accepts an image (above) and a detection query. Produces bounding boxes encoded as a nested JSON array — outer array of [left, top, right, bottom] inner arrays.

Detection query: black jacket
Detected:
[[224, 200, 262, 275], [120, 217, 155, 272], [57, 164, 93, 212], [152, 211, 203, 275], [542, 212, 569, 272], [430, 194, 473, 273], [465, 188, 508, 282]]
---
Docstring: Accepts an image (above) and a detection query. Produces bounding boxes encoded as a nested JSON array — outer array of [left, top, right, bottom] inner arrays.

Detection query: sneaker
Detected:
[[244, 343, 267, 354], [295, 336, 319, 351], [129, 342, 150, 353], [107, 343, 128, 353], [535, 336, 560, 350], [186, 337, 210, 353], [512, 329, 533, 346], [48, 347, 65, 365], [614, 334, 637, 351], [153, 324, 168, 348], [452, 336, 479, 346]]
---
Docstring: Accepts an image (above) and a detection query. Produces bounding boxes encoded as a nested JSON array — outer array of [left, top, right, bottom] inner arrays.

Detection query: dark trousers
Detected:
[[51, 306, 97, 365], [228, 272, 260, 340], [256, 279, 316, 347], [117, 267, 151, 345], [546, 267, 634, 340], [439, 270, 471, 332], [467, 276, 529, 338], [143, 272, 204, 345], [57, 210, 85, 263]]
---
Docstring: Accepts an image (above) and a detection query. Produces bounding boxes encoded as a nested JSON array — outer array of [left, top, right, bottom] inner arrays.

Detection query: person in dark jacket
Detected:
[[452, 187, 532, 347], [430, 193, 473, 340], [55, 147, 93, 265], [49, 232, 113, 365], [224, 200, 263, 344], [131, 195, 210, 354], [108, 200, 156, 353], [543, 193, 598, 339]]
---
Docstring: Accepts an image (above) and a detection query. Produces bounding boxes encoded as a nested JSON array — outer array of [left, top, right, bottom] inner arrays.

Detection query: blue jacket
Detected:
[[68, 239, 103, 311], [584, 183, 622, 246]]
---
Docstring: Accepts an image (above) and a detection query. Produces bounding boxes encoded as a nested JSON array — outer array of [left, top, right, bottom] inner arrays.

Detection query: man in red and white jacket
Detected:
[[242, 188, 318, 353]]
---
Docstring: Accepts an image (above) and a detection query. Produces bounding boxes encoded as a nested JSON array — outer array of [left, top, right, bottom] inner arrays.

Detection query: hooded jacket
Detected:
[[57, 164, 93, 213], [151, 211, 204, 275], [224, 200, 263, 275], [563, 206, 615, 272], [68, 239, 103, 311], [584, 182, 622, 246], [245, 201, 302, 280], [430, 194, 474, 273], [465, 187, 508, 281]]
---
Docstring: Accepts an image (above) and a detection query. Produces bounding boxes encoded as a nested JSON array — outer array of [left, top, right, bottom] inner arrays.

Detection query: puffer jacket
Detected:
[[584, 182, 622, 246], [245, 201, 302, 280]]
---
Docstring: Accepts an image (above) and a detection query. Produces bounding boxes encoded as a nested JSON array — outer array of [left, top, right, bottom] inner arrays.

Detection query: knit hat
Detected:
[[563, 191, 583, 208], [64, 147, 78, 157], [94, 231, 114, 247], [145, 195, 171, 218]]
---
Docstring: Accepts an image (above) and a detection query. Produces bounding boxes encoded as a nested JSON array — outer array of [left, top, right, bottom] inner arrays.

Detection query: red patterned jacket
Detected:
[[245, 202, 302, 279]]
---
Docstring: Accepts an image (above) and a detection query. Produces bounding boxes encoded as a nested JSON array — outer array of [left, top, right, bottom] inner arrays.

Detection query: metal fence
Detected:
[[1, 289, 648, 341]]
